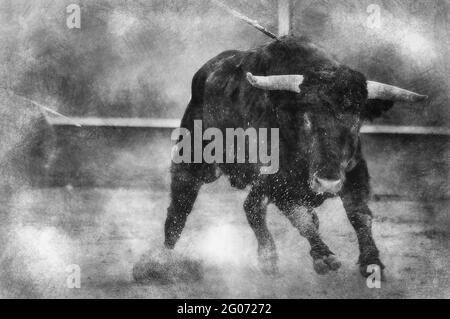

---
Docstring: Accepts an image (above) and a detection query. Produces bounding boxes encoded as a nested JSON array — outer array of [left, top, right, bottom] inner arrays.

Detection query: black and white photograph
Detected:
[[0, 0, 449, 301]]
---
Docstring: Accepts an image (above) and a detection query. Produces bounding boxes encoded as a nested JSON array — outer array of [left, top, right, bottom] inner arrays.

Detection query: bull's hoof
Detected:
[[313, 255, 342, 275], [133, 249, 203, 284], [258, 248, 279, 277]]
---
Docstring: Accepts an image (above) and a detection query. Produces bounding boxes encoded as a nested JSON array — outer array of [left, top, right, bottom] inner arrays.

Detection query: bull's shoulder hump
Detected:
[[204, 51, 248, 83], [253, 36, 341, 72], [201, 50, 245, 72]]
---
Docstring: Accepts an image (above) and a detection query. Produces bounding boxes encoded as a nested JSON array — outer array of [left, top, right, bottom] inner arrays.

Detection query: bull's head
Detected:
[[247, 68, 427, 195]]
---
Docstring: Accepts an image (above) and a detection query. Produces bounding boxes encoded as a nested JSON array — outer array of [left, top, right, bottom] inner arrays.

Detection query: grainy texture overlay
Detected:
[[0, 0, 448, 299]]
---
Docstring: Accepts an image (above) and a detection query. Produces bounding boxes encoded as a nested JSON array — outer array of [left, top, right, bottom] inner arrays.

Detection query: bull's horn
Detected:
[[246, 72, 304, 93], [367, 81, 428, 102]]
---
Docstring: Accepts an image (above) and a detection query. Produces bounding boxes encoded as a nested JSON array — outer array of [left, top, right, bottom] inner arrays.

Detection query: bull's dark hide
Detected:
[[178, 36, 392, 206]]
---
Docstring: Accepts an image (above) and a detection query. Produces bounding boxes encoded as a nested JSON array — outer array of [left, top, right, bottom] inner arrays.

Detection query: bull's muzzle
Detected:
[[310, 176, 343, 195]]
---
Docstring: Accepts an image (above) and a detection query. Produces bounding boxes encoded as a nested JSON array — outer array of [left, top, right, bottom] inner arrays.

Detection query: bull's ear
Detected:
[[362, 99, 394, 121]]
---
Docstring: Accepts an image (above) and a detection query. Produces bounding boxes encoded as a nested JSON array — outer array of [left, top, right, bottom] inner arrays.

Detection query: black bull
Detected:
[[164, 36, 426, 277]]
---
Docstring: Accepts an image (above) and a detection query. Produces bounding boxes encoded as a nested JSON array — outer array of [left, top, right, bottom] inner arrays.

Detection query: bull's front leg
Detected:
[[244, 184, 278, 275], [341, 159, 384, 277], [278, 203, 341, 275]]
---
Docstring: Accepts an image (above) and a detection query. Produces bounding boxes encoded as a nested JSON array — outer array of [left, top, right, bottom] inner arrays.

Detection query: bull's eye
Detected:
[[304, 113, 312, 131]]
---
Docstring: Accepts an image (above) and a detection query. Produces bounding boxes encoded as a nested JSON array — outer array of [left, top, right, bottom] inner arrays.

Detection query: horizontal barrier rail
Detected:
[[48, 117, 450, 136], [49, 117, 181, 128]]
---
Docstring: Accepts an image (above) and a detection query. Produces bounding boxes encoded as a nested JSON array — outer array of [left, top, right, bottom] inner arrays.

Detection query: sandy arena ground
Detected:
[[0, 180, 449, 299]]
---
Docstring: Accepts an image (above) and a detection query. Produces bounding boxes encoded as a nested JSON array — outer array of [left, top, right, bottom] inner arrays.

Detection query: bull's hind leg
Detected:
[[164, 164, 203, 249], [244, 184, 278, 275], [341, 160, 384, 277], [278, 204, 341, 275], [133, 164, 204, 283]]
